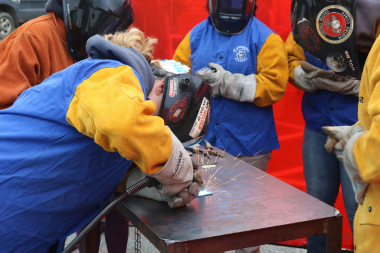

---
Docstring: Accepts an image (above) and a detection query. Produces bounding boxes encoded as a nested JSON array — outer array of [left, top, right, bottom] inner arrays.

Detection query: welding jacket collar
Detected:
[[86, 35, 154, 95]]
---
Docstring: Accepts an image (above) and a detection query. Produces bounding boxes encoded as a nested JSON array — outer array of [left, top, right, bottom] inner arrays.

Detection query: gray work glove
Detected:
[[195, 63, 257, 103], [126, 166, 204, 208], [126, 128, 204, 208], [294, 61, 360, 96], [323, 125, 369, 204]]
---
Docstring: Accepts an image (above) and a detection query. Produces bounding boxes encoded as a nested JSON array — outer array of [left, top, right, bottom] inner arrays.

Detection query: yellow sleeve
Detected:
[[66, 65, 172, 175], [254, 33, 289, 107], [285, 32, 307, 88], [173, 32, 192, 73], [352, 36, 380, 183]]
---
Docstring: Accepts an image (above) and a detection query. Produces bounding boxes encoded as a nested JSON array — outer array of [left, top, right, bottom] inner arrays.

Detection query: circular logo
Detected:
[[233, 46, 249, 62], [326, 52, 348, 72], [316, 5, 354, 44]]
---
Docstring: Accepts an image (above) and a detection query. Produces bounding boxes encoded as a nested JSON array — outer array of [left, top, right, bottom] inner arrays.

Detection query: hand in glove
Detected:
[[126, 129, 204, 208], [294, 61, 359, 95], [126, 165, 204, 208], [195, 63, 257, 103], [314, 77, 360, 96], [322, 125, 369, 204]]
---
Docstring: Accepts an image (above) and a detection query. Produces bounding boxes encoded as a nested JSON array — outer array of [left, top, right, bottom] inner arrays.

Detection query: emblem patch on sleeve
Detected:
[[316, 5, 354, 44]]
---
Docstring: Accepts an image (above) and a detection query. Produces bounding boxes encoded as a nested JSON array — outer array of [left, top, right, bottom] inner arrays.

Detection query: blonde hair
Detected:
[[102, 28, 158, 63]]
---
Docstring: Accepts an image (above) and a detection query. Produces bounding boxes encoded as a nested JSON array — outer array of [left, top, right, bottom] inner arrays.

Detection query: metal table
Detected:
[[116, 148, 342, 253]]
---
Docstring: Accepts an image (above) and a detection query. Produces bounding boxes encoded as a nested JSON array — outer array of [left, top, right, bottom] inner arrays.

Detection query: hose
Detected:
[[62, 177, 159, 253]]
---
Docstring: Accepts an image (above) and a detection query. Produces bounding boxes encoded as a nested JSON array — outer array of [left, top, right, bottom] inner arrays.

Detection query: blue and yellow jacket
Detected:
[[0, 58, 172, 253], [285, 33, 358, 133], [174, 17, 288, 156]]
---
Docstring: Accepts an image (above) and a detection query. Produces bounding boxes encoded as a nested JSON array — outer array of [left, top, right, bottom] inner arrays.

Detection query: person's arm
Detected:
[[173, 32, 192, 73], [353, 115, 380, 183], [0, 32, 51, 109], [284, 32, 307, 89], [254, 33, 289, 107], [66, 65, 173, 175]]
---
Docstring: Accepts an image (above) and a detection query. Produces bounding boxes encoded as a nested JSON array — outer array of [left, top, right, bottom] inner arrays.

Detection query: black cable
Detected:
[[63, 177, 158, 253]]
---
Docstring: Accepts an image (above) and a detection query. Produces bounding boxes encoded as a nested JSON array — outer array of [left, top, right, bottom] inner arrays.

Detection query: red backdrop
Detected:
[[132, 0, 354, 250]]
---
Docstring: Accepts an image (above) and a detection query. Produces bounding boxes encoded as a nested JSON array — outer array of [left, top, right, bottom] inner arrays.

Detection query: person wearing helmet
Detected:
[[284, 1, 370, 250], [291, 0, 380, 251], [174, 1, 288, 252], [0, 0, 134, 110], [0, 28, 208, 253]]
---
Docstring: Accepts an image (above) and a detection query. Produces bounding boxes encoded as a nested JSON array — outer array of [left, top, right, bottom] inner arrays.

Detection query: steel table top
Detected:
[[115, 147, 342, 253]]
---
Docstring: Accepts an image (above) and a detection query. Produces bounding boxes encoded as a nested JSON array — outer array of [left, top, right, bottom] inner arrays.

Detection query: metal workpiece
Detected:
[[116, 148, 342, 253]]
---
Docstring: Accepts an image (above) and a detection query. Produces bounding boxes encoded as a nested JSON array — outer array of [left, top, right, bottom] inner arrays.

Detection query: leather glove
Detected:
[[195, 63, 257, 103], [126, 165, 204, 208], [322, 125, 369, 204], [314, 77, 360, 96], [294, 61, 336, 92], [126, 128, 204, 208], [294, 61, 359, 94]]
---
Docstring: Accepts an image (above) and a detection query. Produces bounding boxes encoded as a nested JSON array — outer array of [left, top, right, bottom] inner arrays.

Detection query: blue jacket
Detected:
[[302, 52, 359, 133], [0, 57, 173, 252], [174, 17, 289, 156]]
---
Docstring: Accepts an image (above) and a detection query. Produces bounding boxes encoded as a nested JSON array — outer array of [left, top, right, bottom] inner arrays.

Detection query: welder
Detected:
[[174, 1, 289, 251], [0, 0, 134, 110], [0, 29, 210, 253], [291, 0, 380, 251]]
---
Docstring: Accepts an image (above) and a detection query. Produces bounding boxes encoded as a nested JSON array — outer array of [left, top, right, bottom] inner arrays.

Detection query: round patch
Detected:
[[316, 5, 354, 44], [326, 52, 348, 72]]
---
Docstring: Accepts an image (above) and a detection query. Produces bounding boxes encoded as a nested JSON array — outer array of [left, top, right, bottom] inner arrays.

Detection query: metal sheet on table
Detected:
[[119, 148, 336, 242]]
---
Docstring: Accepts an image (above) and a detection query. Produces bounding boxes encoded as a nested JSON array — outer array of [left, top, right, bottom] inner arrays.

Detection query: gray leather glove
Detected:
[[314, 77, 360, 96], [195, 63, 257, 103], [323, 125, 368, 204], [294, 61, 359, 95], [126, 128, 204, 208], [126, 166, 204, 208]]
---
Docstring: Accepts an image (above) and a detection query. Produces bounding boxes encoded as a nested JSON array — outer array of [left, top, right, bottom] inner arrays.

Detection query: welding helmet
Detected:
[[208, 0, 256, 35], [291, 0, 380, 80], [158, 74, 212, 143], [63, 0, 134, 60]]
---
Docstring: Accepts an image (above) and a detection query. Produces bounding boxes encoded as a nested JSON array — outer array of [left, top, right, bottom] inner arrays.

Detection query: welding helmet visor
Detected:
[[291, 0, 361, 79], [63, 0, 134, 60], [208, 0, 256, 35], [158, 74, 212, 143]]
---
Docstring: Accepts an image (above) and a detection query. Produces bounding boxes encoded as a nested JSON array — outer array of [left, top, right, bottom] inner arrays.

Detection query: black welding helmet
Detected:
[[208, 0, 256, 35], [158, 74, 212, 143], [291, 0, 362, 79], [63, 0, 134, 60]]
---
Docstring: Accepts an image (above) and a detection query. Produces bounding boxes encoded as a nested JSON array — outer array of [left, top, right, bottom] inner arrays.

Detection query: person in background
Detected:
[[289, 0, 380, 252], [0, 0, 134, 110], [174, 1, 288, 252], [0, 28, 205, 253], [285, 32, 358, 252]]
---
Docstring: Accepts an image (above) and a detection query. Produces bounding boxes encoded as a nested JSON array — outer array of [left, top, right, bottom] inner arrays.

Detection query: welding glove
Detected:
[[195, 63, 257, 103], [322, 125, 369, 204], [126, 166, 204, 208], [126, 130, 204, 207], [313, 77, 360, 96], [294, 61, 357, 94]]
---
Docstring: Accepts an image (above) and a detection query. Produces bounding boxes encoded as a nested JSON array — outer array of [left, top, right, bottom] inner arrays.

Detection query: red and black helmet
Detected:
[[208, 0, 256, 35], [63, 0, 134, 60], [158, 74, 212, 143]]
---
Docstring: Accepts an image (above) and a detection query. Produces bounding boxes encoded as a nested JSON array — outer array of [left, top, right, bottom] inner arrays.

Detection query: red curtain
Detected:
[[132, 0, 353, 250]]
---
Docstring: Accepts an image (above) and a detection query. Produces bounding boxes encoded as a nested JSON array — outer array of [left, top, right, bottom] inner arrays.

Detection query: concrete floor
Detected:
[[65, 229, 307, 253]]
